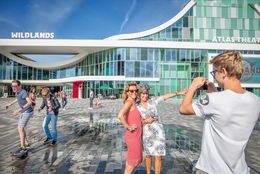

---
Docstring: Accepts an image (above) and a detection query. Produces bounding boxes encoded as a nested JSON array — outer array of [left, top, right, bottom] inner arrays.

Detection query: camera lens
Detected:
[[202, 83, 208, 90]]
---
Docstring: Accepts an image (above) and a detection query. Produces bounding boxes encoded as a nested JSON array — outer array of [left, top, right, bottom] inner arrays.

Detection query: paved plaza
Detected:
[[0, 98, 259, 174]]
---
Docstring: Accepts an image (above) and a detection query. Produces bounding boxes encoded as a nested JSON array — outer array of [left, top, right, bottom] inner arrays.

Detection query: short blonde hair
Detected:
[[122, 81, 138, 103], [209, 50, 244, 79], [41, 87, 50, 96]]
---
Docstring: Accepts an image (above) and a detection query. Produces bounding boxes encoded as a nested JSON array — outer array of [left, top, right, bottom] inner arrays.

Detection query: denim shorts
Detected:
[[18, 112, 32, 128]]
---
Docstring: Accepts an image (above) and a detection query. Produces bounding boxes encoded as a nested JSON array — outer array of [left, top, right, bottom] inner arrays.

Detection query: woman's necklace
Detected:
[[141, 102, 148, 109]]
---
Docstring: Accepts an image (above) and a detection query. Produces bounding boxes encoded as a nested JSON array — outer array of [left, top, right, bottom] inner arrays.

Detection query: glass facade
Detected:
[[0, 0, 260, 97], [136, 0, 260, 43]]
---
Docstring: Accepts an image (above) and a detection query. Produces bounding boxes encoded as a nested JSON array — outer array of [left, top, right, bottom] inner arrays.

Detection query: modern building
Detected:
[[0, 0, 260, 98]]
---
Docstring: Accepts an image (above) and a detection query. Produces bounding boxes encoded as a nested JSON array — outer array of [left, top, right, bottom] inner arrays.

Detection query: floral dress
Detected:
[[137, 96, 166, 156]]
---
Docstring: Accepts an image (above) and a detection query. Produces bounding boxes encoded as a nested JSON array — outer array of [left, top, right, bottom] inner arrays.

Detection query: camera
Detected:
[[199, 83, 208, 90]]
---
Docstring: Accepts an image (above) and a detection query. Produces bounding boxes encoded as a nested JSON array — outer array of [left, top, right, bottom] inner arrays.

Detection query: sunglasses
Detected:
[[11, 85, 17, 88], [128, 90, 138, 93], [210, 70, 218, 78]]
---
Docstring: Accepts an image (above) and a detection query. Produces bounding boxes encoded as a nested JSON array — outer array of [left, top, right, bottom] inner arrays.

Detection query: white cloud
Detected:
[[119, 0, 137, 33], [0, 17, 21, 29], [27, 0, 82, 31]]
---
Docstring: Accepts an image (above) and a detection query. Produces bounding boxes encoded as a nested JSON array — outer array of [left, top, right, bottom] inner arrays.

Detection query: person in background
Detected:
[[29, 87, 36, 112], [137, 83, 187, 174], [5, 80, 33, 153], [61, 90, 67, 111], [95, 95, 103, 108], [179, 51, 260, 174], [118, 82, 142, 174], [89, 88, 94, 109], [38, 87, 61, 146]]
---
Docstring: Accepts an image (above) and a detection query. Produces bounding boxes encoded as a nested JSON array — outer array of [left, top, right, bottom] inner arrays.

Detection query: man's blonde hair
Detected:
[[41, 87, 50, 96], [209, 50, 244, 79]]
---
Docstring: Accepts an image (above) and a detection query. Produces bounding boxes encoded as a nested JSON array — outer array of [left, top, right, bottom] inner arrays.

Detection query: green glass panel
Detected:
[[247, 6, 254, 18], [249, 19, 254, 30], [215, 18, 220, 29], [231, 19, 237, 29], [254, 19, 259, 30], [183, 17, 188, 27], [172, 28, 178, 38], [208, 29, 213, 40], [141, 48, 147, 60], [200, 28, 204, 40], [196, 18, 202, 28], [243, 7, 247, 18], [238, 8, 243, 18], [126, 48, 130, 60], [240, 30, 244, 37], [237, 19, 243, 29], [204, 6, 207, 17], [206, 18, 211, 28], [206, 7, 212, 17], [190, 28, 194, 39], [226, 19, 231, 29], [196, 6, 201, 17], [171, 71, 177, 78], [211, 18, 215, 28], [248, 30, 255, 37], [217, 7, 222, 17], [222, 7, 228, 18], [163, 65, 169, 71], [229, 30, 233, 37], [194, 17, 197, 28], [217, 29, 221, 37]]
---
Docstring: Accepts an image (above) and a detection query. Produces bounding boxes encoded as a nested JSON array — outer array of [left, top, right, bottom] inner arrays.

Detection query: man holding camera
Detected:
[[179, 51, 260, 174]]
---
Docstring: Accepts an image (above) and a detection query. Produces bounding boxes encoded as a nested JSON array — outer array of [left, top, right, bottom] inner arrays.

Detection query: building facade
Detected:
[[0, 0, 260, 98]]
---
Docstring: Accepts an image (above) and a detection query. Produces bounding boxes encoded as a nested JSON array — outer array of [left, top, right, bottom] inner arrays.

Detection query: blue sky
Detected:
[[0, 0, 187, 39], [0, 0, 187, 62]]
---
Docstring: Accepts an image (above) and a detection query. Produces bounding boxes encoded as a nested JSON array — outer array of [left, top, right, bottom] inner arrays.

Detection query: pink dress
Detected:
[[124, 100, 143, 167]]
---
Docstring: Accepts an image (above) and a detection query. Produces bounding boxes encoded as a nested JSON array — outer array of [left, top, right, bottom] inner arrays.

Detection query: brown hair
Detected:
[[41, 87, 50, 96], [29, 87, 36, 94], [122, 81, 138, 103], [209, 50, 244, 79], [12, 80, 21, 86]]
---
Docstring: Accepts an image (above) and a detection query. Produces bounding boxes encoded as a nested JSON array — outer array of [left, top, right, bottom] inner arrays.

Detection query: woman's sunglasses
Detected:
[[128, 90, 138, 93]]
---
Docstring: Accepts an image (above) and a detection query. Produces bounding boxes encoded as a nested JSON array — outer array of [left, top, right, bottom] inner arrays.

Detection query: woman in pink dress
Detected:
[[118, 81, 142, 174]]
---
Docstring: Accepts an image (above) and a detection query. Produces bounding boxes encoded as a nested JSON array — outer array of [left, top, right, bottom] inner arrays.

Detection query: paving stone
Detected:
[[0, 98, 259, 174]]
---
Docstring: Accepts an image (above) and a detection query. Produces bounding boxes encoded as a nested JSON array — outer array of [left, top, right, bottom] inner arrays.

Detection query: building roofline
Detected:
[[105, 0, 196, 40], [1, 39, 260, 69]]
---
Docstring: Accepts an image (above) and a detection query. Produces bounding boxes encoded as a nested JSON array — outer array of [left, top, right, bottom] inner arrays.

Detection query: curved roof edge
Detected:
[[1, 51, 88, 70], [105, 0, 196, 40]]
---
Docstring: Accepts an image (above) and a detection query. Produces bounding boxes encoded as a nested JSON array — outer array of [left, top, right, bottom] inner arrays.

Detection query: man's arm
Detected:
[[13, 97, 32, 115], [5, 98, 18, 109], [179, 87, 197, 115], [23, 97, 32, 108], [179, 77, 206, 115]]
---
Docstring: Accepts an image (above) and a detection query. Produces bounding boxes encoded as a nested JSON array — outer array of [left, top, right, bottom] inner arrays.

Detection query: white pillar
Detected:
[[78, 86, 82, 99]]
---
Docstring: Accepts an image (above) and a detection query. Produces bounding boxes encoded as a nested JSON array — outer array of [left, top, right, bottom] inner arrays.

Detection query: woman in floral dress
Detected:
[[137, 83, 186, 174]]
